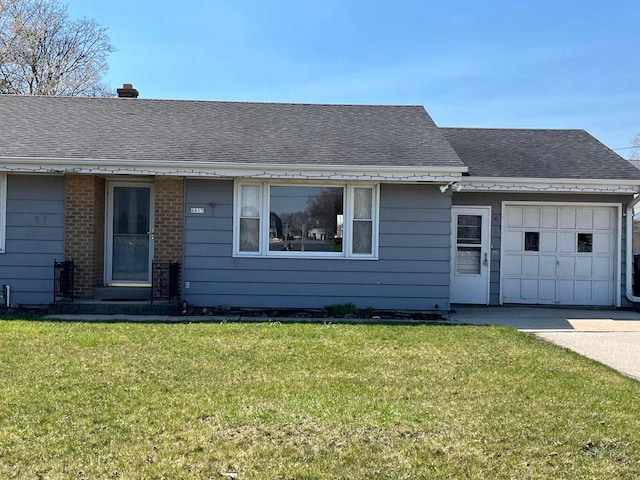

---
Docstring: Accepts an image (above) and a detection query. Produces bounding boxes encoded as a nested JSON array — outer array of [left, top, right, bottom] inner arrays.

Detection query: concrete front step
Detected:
[[48, 300, 179, 316], [93, 286, 152, 301]]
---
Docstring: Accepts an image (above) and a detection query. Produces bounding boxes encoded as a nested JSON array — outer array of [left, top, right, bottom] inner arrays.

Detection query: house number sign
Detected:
[[190, 207, 205, 214]]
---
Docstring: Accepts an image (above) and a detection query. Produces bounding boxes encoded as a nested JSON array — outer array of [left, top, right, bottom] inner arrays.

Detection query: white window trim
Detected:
[[0, 173, 6, 253], [233, 180, 379, 259]]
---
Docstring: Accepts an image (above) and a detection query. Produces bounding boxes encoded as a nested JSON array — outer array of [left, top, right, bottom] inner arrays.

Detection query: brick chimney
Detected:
[[117, 83, 139, 98]]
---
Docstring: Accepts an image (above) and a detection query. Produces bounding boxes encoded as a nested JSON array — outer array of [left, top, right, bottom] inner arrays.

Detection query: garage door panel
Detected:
[[576, 209, 593, 229], [506, 231, 522, 251], [575, 280, 592, 302], [540, 232, 557, 252], [593, 257, 612, 276], [503, 204, 616, 306], [557, 256, 575, 276], [522, 279, 539, 299], [505, 255, 522, 275], [557, 280, 575, 302], [504, 277, 521, 299], [593, 281, 613, 303], [560, 208, 576, 228], [594, 209, 613, 229], [593, 233, 612, 254], [507, 207, 523, 228], [524, 208, 541, 228], [539, 280, 556, 300], [575, 257, 592, 277], [559, 232, 575, 253], [522, 256, 539, 276], [540, 256, 557, 275], [541, 207, 558, 228]]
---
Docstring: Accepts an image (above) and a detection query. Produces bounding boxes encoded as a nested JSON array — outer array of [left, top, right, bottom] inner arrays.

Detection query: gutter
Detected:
[[625, 194, 640, 303]]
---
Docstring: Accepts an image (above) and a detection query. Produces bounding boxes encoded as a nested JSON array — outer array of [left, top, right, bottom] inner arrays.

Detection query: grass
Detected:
[[0, 320, 639, 479]]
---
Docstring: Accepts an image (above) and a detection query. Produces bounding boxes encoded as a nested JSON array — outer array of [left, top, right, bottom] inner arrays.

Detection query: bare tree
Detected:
[[0, 0, 114, 96], [630, 133, 640, 160]]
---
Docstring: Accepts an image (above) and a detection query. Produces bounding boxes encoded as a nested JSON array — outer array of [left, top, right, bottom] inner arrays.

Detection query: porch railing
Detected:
[[53, 259, 75, 302], [151, 261, 181, 303]]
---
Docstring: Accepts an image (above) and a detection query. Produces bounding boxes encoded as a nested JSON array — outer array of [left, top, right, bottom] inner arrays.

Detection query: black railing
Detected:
[[53, 259, 75, 302], [151, 261, 181, 303]]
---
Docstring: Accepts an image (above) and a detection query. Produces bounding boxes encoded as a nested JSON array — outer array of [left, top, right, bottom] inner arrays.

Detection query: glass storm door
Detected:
[[106, 182, 154, 285], [450, 206, 491, 304]]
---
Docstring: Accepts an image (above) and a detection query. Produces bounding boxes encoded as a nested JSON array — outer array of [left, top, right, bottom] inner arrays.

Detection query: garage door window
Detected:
[[524, 232, 539, 251], [578, 233, 593, 253]]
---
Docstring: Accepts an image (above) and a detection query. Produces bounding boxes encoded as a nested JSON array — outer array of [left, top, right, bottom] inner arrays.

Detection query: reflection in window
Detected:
[[353, 188, 373, 254], [457, 215, 481, 244], [269, 186, 344, 253], [239, 184, 261, 252], [578, 233, 593, 253], [525, 232, 540, 251], [457, 247, 481, 274]]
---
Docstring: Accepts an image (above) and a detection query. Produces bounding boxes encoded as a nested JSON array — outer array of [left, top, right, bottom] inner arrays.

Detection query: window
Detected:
[[577, 233, 593, 253], [524, 231, 539, 251], [455, 214, 482, 274], [235, 182, 378, 258], [0, 174, 5, 253]]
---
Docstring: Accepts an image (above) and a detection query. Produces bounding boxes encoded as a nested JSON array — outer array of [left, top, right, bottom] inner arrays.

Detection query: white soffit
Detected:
[[0, 157, 467, 183], [460, 177, 640, 194]]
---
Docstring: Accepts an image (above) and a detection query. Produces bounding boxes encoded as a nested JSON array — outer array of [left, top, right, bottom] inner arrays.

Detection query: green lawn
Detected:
[[0, 320, 639, 479]]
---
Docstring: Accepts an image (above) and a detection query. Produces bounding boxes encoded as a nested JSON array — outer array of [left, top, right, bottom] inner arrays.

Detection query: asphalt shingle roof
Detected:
[[440, 127, 640, 180], [0, 95, 464, 169]]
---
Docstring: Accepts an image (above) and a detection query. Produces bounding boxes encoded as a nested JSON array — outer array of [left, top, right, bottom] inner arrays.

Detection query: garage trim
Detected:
[[499, 201, 622, 307]]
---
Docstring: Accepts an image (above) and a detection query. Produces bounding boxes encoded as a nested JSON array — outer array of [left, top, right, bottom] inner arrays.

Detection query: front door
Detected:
[[450, 206, 491, 304], [106, 182, 154, 285]]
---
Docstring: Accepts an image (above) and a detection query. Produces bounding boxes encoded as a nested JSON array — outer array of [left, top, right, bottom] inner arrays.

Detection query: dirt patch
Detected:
[[180, 304, 445, 322]]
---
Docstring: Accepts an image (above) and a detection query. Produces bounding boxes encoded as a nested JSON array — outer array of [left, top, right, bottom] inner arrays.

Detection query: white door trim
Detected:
[[105, 180, 155, 286], [499, 201, 622, 307], [450, 206, 491, 305]]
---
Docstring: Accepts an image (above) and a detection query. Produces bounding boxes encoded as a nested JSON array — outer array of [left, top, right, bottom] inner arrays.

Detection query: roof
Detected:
[[440, 127, 640, 180], [0, 95, 464, 169], [628, 160, 640, 170]]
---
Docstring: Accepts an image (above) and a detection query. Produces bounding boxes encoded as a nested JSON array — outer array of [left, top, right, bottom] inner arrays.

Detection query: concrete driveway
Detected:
[[449, 306, 640, 381]]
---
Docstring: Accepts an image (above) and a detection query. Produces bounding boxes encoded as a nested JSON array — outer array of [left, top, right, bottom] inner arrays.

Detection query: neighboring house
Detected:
[[627, 160, 640, 254], [1, 87, 640, 311]]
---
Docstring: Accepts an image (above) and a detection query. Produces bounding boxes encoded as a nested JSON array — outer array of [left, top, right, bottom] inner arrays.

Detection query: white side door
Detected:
[[450, 206, 491, 304]]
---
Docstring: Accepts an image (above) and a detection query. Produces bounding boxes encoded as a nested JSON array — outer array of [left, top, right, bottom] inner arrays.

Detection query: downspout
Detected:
[[625, 194, 640, 303]]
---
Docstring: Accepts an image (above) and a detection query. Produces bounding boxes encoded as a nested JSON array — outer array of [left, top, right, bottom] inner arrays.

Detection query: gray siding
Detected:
[[1, 175, 64, 306], [453, 192, 633, 306], [183, 179, 451, 310]]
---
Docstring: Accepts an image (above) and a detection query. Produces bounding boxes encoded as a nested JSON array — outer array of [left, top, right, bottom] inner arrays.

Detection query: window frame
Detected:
[[233, 180, 379, 259], [0, 173, 6, 254]]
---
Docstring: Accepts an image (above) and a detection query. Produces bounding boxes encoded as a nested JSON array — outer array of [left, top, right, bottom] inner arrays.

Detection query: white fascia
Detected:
[[458, 177, 640, 194], [0, 157, 468, 183]]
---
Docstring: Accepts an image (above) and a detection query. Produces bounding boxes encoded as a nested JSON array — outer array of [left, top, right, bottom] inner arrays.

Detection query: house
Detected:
[[1, 86, 639, 312]]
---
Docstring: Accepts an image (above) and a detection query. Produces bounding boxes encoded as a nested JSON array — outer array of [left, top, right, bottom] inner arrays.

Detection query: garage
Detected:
[[502, 203, 618, 306]]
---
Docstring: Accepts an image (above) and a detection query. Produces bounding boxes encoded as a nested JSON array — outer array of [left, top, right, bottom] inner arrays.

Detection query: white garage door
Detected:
[[503, 204, 617, 306]]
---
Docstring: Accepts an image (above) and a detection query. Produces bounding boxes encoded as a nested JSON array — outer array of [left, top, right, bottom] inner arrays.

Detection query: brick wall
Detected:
[[64, 175, 105, 299], [153, 177, 184, 263]]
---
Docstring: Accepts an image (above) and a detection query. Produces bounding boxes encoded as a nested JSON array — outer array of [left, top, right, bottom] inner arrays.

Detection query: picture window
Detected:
[[235, 182, 378, 258]]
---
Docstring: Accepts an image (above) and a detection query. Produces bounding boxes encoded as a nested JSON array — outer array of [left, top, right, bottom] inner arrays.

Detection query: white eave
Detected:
[[0, 157, 468, 183], [458, 177, 640, 194]]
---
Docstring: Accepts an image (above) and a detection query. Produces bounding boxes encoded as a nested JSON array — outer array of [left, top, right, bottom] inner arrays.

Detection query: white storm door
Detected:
[[450, 207, 491, 304], [106, 181, 155, 285]]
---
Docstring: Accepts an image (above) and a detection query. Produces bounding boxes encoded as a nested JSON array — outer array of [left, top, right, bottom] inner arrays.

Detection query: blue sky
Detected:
[[64, 0, 640, 154]]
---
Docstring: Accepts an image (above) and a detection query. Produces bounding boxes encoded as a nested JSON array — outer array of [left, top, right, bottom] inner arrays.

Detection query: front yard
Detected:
[[0, 320, 639, 479]]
